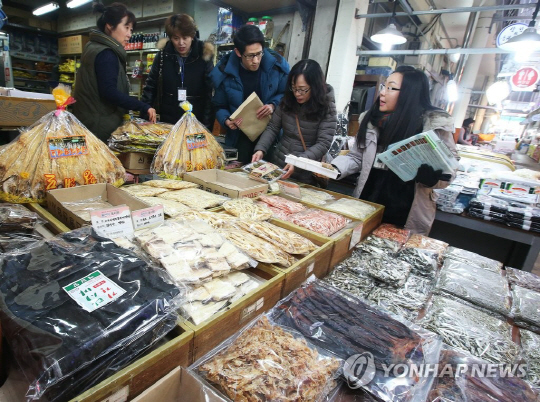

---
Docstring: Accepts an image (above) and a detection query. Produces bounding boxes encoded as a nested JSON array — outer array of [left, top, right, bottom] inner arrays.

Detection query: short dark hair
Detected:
[[94, 2, 136, 33], [282, 59, 330, 121], [165, 14, 197, 38], [233, 25, 265, 55], [463, 117, 475, 127]]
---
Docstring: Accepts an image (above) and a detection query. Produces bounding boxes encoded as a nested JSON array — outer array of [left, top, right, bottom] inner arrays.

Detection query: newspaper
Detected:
[[230, 92, 271, 141], [377, 130, 459, 182]]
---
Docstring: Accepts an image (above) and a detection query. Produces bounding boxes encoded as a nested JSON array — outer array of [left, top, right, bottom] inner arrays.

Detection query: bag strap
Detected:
[[295, 115, 307, 151]]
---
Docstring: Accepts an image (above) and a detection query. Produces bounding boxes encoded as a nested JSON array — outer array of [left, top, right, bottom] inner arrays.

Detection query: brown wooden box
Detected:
[[184, 265, 284, 362], [71, 320, 193, 402]]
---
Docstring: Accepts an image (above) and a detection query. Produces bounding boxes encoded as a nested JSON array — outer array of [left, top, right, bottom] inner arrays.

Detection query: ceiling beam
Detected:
[[357, 48, 515, 56]]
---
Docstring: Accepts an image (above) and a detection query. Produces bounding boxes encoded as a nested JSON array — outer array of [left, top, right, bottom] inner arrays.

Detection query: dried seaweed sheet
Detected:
[[520, 329, 540, 387], [506, 267, 540, 293], [511, 286, 540, 333], [398, 247, 439, 279], [436, 259, 510, 317], [443, 246, 502, 273]]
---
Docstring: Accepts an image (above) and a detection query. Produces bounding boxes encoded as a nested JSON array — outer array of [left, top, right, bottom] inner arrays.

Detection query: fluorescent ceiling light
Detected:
[[371, 24, 407, 45], [446, 80, 459, 102], [32, 2, 59, 16], [66, 0, 92, 8], [499, 27, 540, 52]]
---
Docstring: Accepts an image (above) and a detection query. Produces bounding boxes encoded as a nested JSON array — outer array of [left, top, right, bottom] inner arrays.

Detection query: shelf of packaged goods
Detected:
[[58, 71, 75, 74], [126, 48, 160, 54], [13, 77, 51, 83], [59, 81, 74, 85], [12, 68, 54, 74], [11, 52, 60, 64]]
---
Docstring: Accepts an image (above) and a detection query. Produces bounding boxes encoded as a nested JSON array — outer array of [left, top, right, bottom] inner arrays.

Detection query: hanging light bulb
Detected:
[[447, 79, 459, 102], [381, 42, 393, 52], [499, 1, 540, 52], [514, 48, 533, 62], [486, 80, 511, 105], [449, 47, 461, 63], [370, 2, 407, 46]]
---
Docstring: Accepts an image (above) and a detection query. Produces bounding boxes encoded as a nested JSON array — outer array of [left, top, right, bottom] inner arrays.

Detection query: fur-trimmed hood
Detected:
[[157, 36, 214, 62], [423, 109, 455, 134]]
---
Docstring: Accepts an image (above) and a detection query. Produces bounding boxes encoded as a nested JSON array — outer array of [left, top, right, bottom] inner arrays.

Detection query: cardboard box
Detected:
[[368, 56, 397, 69], [72, 322, 194, 402], [0, 95, 55, 127], [58, 35, 89, 55], [118, 152, 153, 170], [131, 367, 227, 402], [46, 183, 149, 229], [184, 169, 268, 199]]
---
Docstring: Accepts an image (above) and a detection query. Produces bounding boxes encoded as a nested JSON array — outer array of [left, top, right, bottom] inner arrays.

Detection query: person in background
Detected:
[[252, 59, 336, 183], [331, 66, 458, 235], [73, 2, 156, 143], [457, 117, 475, 145], [141, 14, 214, 128], [210, 24, 290, 163]]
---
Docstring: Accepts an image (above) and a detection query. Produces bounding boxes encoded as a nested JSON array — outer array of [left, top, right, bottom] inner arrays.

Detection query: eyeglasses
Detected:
[[242, 51, 264, 60], [290, 86, 311, 95], [379, 83, 401, 93]]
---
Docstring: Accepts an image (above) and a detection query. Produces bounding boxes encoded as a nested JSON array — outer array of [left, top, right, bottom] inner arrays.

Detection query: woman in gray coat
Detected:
[[252, 59, 336, 183], [331, 66, 458, 235]]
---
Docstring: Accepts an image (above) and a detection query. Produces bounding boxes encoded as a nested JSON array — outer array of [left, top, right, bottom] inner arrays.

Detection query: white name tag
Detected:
[[178, 88, 187, 101]]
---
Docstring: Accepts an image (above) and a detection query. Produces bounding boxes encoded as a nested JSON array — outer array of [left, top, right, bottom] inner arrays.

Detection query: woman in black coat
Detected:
[[141, 14, 214, 128]]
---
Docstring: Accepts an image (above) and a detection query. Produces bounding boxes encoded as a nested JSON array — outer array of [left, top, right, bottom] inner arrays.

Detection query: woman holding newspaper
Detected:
[[331, 66, 458, 235]]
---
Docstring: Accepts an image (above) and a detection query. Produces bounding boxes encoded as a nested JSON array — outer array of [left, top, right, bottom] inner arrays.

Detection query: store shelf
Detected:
[[12, 68, 54, 74], [58, 71, 75, 74], [126, 48, 160, 54], [13, 78, 51, 83], [11, 52, 60, 64]]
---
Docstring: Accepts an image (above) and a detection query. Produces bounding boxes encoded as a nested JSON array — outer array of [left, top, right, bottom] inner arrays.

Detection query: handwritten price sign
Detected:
[[91, 206, 134, 238], [131, 205, 164, 231]]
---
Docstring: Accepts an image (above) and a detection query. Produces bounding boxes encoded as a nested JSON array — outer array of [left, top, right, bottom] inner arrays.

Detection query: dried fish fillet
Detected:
[[121, 185, 169, 197], [159, 188, 228, 209], [141, 179, 198, 190], [324, 198, 376, 220], [285, 208, 350, 237], [259, 195, 306, 214], [222, 198, 273, 221], [136, 196, 192, 217]]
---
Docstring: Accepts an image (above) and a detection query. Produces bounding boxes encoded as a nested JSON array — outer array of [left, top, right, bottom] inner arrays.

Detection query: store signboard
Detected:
[[511, 67, 539, 91]]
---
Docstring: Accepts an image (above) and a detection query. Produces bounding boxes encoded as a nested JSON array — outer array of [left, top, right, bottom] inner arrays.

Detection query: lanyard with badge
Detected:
[[176, 55, 187, 101]]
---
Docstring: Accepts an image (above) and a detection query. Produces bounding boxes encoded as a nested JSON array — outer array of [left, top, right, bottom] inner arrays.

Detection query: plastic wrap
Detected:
[[151, 101, 225, 179], [0, 227, 183, 401], [0, 203, 43, 233], [241, 160, 286, 183], [257, 201, 292, 220], [506, 218, 540, 233], [403, 234, 448, 257], [366, 285, 428, 322], [259, 194, 307, 214], [181, 271, 264, 325], [61, 196, 115, 221], [232, 219, 317, 255], [330, 385, 384, 402], [323, 265, 376, 299], [300, 187, 335, 205], [372, 224, 411, 245], [468, 208, 507, 224], [359, 235, 401, 253], [108, 118, 172, 154], [353, 245, 411, 288], [135, 219, 255, 285], [404, 274, 434, 296], [426, 346, 537, 402], [194, 315, 341, 401], [269, 280, 442, 402], [176, 210, 237, 228], [160, 188, 229, 209], [468, 194, 510, 214], [285, 208, 351, 237], [436, 259, 510, 316], [324, 198, 376, 220], [397, 247, 439, 279], [137, 196, 192, 217], [0, 85, 126, 204], [121, 184, 169, 198], [419, 295, 519, 364], [222, 198, 273, 221], [507, 205, 540, 222], [511, 286, 540, 333], [520, 329, 540, 387], [142, 179, 198, 190], [443, 246, 503, 273], [506, 267, 540, 293]]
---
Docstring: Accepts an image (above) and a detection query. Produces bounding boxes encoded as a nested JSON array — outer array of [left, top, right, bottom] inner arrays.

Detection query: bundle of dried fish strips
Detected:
[[141, 179, 198, 190], [520, 329, 540, 387], [511, 285, 540, 333], [419, 295, 519, 364], [285, 208, 350, 237], [402, 234, 448, 260], [0, 85, 125, 204], [324, 198, 376, 220], [232, 220, 317, 255], [151, 101, 225, 179], [222, 198, 273, 221], [108, 119, 172, 153], [443, 246, 502, 273], [435, 259, 511, 317], [259, 195, 306, 214], [136, 196, 192, 217], [372, 223, 411, 245], [176, 210, 236, 228], [397, 247, 439, 279], [61, 196, 114, 222], [159, 188, 228, 209], [506, 267, 540, 293], [121, 184, 169, 198], [270, 280, 440, 402], [300, 187, 335, 205], [197, 315, 341, 402]]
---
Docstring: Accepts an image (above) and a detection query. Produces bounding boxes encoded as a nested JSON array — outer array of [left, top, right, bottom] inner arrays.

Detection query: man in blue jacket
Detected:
[[210, 24, 290, 163]]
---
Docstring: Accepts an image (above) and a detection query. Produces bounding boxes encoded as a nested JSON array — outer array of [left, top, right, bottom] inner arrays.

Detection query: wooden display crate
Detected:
[[184, 265, 284, 362], [265, 219, 334, 297], [26, 203, 70, 234], [71, 320, 193, 402]]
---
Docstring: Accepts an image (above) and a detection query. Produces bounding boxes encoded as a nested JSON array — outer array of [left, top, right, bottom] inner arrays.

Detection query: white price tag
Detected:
[[349, 222, 364, 250], [100, 386, 129, 402], [240, 297, 265, 323], [63, 270, 127, 313], [178, 88, 187, 101], [277, 180, 301, 199], [305, 262, 315, 277], [91, 206, 134, 238], [132, 205, 164, 231]]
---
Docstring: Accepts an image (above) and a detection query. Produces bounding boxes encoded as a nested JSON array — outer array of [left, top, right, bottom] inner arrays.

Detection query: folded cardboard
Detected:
[[132, 367, 227, 402], [58, 35, 89, 55], [118, 152, 153, 170], [368, 56, 397, 69], [47, 183, 149, 229], [184, 169, 268, 198], [0, 90, 56, 127]]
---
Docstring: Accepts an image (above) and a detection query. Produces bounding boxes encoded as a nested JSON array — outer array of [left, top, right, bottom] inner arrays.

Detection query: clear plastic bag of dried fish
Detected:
[[402, 234, 448, 259], [194, 315, 342, 402], [269, 280, 442, 402], [108, 118, 172, 154], [511, 286, 540, 333], [397, 247, 439, 279], [520, 329, 540, 387], [372, 223, 411, 245], [435, 259, 511, 317], [324, 198, 376, 220], [353, 245, 411, 288], [358, 234, 401, 253], [443, 246, 503, 273], [419, 295, 519, 364], [222, 198, 273, 221], [323, 264, 376, 299], [506, 267, 540, 293], [299, 187, 335, 206]]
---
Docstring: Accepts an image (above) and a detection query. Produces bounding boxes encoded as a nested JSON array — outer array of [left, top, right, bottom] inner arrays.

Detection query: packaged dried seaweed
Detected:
[[222, 198, 273, 221], [270, 280, 442, 402], [151, 101, 225, 179], [372, 223, 411, 245], [436, 259, 511, 317], [324, 198, 376, 220], [506, 267, 540, 293], [195, 315, 341, 401], [426, 346, 537, 402], [159, 188, 229, 209], [443, 246, 503, 273], [511, 286, 540, 333], [468, 194, 510, 214], [285, 208, 351, 237], [0, 85, 125, 204], [398, 247, 439, 279], [259, 194, 307, 214], [323, 265, 375, 299], [402, 234, 448, 259], [520, 329, 540, 387], [419, 295, 519, 364]]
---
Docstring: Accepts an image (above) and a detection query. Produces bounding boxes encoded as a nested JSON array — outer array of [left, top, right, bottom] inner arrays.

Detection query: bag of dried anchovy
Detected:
[[366, 285, 428, 322], [364, 253, 412, 288], [435, 259, 511, 317], [520, 329, 540, 387], [357, 234, 401, 253], [397, 247, 439, 279], [402, 234, 448, 260], [511, 285, 540, 334], [403, 274, 434, 296], [426, 345, 537, 402], [418, 295, 519, 364], [270, 279, 442, 402], [506, 267, 540, 293], [323, 265, 375, 300], [443, 246, 503, 273]]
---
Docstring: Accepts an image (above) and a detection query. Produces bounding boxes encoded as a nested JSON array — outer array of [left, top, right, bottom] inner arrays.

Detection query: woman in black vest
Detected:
[[73, 3, 156, 143], [141, 14, 214, 128]]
